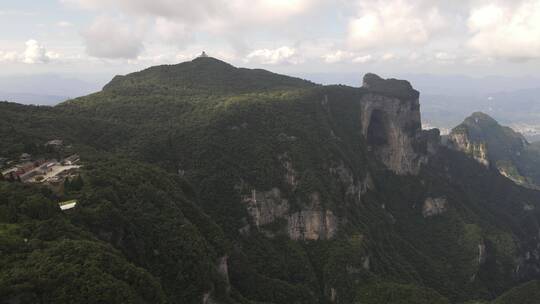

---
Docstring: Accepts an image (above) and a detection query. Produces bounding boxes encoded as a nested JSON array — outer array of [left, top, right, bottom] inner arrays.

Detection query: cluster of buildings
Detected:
[[1, 139, 81, 186], [2, 154, 80, 185], [1, 139, 82, 212]]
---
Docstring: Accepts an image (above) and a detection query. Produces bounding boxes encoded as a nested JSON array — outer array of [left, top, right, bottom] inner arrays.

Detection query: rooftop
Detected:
[[59, 199, 78, 211]]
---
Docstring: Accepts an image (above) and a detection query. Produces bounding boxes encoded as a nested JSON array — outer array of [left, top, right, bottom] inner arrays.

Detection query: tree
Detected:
[[65, 175, 84, 192], [71, 175, 84, 191]]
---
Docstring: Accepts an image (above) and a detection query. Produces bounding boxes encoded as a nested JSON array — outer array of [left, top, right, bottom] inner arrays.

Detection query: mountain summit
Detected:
[[362, 73, 419, 100], [449, 112, 540, 188], [103, 56, 316, 95]]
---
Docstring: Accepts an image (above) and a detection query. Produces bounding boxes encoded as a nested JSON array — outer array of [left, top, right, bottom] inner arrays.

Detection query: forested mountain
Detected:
[[1, 57, 540, 304], [448, 112, 540, 189]]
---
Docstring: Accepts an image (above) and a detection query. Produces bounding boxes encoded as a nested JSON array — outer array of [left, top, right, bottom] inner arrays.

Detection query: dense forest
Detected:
[[1, 57, 540, 304]]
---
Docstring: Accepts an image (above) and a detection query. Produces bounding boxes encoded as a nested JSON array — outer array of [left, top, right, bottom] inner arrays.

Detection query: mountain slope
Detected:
[[0, 156, 234, 304], [1, 58, 540, 303], [448, 112, 540, 189]]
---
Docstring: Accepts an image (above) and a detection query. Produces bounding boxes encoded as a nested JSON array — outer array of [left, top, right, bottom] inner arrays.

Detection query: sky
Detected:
[[1, 0, 540, 83]]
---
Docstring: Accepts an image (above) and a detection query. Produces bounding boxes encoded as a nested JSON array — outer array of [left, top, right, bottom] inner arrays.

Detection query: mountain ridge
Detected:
[[101, 56, 317, 96]]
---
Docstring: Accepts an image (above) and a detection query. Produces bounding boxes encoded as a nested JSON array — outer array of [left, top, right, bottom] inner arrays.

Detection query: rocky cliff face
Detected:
[[239, 74, 439, 240], [242, 188, 337, 240], [447, 128, 490, 167], [360, 73, 436, 175]]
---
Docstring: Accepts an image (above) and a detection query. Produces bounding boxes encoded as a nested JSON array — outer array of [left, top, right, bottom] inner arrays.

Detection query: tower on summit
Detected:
[[199, 51, 209, 58]]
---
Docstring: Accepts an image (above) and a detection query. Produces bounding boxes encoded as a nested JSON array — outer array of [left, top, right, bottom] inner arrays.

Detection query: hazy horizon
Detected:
[[3, 64, 540, 104]]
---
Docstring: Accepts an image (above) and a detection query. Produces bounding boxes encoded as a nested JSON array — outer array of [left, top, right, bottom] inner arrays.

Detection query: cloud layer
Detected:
[[246, 46, 302, 65], [347, 0, 446, 50], [468, 1, 540, 60], [2, 0, 540, 75], [82, 16, 144, 59]]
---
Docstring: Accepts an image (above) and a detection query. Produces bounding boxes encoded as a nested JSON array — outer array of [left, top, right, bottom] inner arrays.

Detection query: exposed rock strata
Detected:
[[242, 189, 336, 240], [447, 130, 490, 167]]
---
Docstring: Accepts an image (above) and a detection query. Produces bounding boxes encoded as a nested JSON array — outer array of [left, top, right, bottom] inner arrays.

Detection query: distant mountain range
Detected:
[[0, 74, 102, 105], [0, 91, 69, 106]]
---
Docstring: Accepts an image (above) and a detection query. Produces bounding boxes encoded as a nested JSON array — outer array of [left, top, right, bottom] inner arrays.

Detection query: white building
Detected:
[[59, 200, 78, 211]]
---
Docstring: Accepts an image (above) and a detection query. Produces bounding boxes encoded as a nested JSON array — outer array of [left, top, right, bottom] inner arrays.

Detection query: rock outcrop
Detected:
[[242, 189, 337, 240], [288, 192, 337, 240], [477, 243, 487, 265], [447, 128, 490, 167], [329, 162, 374, 204], [422, 197, 448, 217], [360, 73, 436, 175], [243, 188, 289, 228]]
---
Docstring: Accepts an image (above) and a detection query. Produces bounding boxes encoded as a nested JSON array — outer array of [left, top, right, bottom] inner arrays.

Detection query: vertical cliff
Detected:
[[360, 73, 435, 175], [447, 128, 490, 167]]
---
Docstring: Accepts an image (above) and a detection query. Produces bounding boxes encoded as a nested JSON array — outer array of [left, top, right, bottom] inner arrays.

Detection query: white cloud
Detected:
[[347, 0, 446, 50], [381, 53, 397, 61], [57, 21, 73, 27], [82, 16, 144, 59], [154, 17, 192, 47], [433, 51, 458, 65], [352, 54, 373, 63], [61, 0, 223, 22], [0, 51, 18, 62], [62, 0, 323, 59], [245, 46, 302, 65], [46, 51, 61, 60], [468, 4, 503, 30], [434, 51, 456, 61], [176, 53, 197, 62], [23, 40, 52, 64], [467, 1, 540, 60], [322, 50, 373, 64], [464, 54, 494, 65], [0, 40, 58, 64], [62, 0, 318, 28], [323, 50, 355, 63], [228, 0, 316, 25]]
